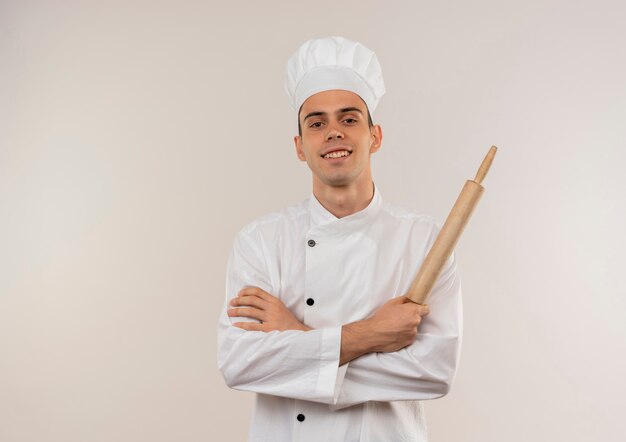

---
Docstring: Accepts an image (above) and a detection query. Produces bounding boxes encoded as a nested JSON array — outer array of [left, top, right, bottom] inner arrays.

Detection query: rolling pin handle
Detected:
[[474, 145, 498, 185]]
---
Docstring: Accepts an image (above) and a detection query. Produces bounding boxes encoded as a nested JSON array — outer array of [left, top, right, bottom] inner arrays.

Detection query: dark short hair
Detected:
[[297, 105, 374, 136]]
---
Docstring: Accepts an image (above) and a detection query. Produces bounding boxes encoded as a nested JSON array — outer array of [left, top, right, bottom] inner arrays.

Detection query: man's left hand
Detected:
[[228, 287, 312, 332]]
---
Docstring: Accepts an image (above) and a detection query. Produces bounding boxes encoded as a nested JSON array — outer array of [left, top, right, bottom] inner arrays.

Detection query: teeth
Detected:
[[323, 150, 350, 159]]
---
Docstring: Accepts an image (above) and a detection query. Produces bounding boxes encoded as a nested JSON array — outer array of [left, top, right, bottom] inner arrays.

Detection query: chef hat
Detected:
[[285, 36, 386, 115]]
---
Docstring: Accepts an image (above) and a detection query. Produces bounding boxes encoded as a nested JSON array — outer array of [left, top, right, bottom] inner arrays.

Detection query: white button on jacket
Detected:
[[218, 187, 463, 442]]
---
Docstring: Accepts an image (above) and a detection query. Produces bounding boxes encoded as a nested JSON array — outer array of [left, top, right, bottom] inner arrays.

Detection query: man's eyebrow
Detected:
[[303, 111, 326, 121], [303, 107, 365, 121], [338, 107, 364, 115]]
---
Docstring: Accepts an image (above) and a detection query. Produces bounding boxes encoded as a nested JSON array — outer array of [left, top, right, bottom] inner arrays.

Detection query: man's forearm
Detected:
[[339, 320, 375, 365], [339, 297, 430, 365]]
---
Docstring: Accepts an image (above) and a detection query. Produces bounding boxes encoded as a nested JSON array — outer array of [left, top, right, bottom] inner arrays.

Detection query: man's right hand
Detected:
[[339, 297, 430, 365]]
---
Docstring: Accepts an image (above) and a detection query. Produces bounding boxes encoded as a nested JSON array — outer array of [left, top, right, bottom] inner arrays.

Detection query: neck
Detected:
[[312, 179, 375, 218]]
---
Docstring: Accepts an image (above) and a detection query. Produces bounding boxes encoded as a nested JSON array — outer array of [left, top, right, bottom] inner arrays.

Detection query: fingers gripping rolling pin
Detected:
[[407, 146, 497, 305]]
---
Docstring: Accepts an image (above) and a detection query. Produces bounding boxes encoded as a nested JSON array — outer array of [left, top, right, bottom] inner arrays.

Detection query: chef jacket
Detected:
[[218, 186, 463, 442]]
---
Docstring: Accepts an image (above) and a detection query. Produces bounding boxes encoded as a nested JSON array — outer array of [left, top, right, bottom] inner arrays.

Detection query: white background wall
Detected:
[[1, 0, 625, 440]]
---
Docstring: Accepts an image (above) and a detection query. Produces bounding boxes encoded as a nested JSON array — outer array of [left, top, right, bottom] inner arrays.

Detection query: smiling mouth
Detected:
[[322, 150, 351, 159]]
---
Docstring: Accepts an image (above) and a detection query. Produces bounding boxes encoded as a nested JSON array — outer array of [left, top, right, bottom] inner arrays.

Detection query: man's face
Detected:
[[294, 89, 382, 190]]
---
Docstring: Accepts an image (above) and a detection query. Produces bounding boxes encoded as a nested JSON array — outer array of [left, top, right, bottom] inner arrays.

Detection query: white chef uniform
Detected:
[[217, 185, 463, 442]]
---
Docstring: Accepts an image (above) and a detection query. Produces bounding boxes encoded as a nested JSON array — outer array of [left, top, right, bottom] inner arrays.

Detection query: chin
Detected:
[[322, 177, 352, 187]]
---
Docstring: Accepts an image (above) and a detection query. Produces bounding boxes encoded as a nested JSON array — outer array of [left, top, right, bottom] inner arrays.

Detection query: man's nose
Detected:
[[325, 127, 344, 141]]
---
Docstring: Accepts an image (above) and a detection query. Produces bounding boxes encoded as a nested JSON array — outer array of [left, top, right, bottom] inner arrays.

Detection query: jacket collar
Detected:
[[309, 184, 382, 232]]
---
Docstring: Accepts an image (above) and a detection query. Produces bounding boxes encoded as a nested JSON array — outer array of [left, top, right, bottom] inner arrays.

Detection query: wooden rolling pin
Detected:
[[407, 146, 497, 304]]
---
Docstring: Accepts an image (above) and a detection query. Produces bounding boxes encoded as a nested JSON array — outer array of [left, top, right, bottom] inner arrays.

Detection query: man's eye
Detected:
[[310, 122, 323, 128], [343, 118, 357, 124]]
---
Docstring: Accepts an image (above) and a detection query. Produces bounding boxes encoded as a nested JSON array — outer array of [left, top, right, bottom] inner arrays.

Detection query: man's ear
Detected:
[[294, 135, 306, 161], [369, 125, 383, 154]]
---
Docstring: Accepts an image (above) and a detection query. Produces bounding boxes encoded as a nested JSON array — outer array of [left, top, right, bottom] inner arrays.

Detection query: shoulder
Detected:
[[377, 199, 447, 266], [237, 198, 309, 242], [375, 200, 442, 250], [379, 200, 440, 232]]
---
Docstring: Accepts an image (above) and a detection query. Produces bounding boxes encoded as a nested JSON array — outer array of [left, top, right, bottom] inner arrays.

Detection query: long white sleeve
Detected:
[[330, 255, 462, 409], [217, 229, 344, 404]]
